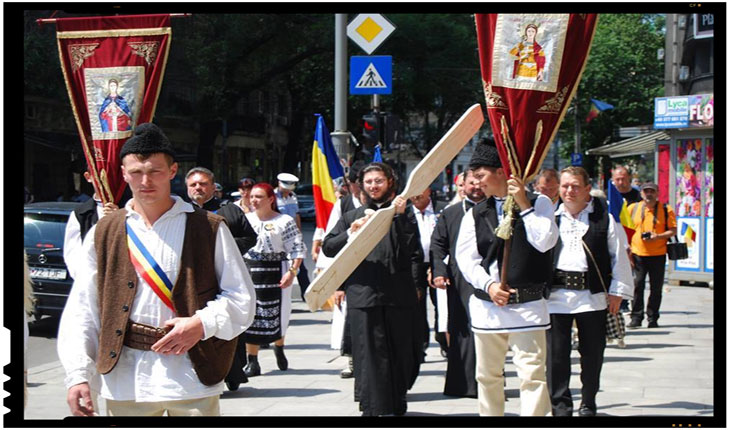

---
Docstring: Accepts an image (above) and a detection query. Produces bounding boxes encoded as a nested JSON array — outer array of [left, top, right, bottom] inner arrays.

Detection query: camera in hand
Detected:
[[641, 232, 652, 240]]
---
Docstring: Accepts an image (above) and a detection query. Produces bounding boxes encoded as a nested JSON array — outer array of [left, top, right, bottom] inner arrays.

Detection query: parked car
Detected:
[[23, 202, 79, 319], [295, 184, 315, 221]]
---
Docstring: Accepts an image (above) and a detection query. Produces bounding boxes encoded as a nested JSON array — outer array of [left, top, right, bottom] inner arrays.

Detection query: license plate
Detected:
[[30, 267, 67, 281]]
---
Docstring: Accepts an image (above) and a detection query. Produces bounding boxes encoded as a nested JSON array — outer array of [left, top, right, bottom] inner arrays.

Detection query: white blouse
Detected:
[[244, 212, 306, 261]]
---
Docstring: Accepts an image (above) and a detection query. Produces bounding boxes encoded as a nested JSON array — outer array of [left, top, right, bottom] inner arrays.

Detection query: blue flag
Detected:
[[373, 144, 382, 162]]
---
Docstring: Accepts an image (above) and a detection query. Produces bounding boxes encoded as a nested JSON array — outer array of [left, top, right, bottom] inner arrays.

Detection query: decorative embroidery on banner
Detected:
[[128, 41, 160, 66], [483, 80, 508, 110], [84, 66, 145, 141], [491, 14, 569, 93], [536, 86, 569, 114], [69, 43, 99, 71]]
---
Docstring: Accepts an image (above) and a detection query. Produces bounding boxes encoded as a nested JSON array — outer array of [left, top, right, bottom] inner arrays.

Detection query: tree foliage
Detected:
[[559, 13, 665, 175]]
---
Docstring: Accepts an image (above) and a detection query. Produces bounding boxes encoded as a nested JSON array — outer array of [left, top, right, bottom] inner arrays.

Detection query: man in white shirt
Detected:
[[455, 138, 558, 416], [57, 123, 255, 417], [411, 186, 448, 357], [546, 166, 633, 417], [63, 166, 119, 280]]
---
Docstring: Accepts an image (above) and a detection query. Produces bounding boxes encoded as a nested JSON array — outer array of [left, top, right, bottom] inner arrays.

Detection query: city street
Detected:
[[25, 238, 715, 419]]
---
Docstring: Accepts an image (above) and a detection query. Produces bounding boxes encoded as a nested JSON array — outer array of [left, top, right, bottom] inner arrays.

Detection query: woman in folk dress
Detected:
[[242, 183, 306, 377]]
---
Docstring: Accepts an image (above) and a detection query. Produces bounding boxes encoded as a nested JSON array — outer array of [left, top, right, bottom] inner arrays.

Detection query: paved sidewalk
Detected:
[[24, 284, 714, 419]]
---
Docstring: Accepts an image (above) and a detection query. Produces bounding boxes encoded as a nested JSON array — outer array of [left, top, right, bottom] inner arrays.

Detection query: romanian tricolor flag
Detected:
[[312, 114, 345, 231], [586, 98, 614, 123], [681, 223, 696, 247], [607, 180, 636, 242]]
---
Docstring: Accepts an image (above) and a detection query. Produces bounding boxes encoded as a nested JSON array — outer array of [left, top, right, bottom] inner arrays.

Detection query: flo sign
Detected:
[[654, 94, 714, 129]]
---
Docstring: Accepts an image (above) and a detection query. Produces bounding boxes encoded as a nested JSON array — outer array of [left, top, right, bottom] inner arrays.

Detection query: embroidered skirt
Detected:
[[243, 259, 283, 345]]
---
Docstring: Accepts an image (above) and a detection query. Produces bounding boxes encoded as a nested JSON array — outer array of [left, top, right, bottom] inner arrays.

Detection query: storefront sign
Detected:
[[654, 94, 713, 129], [694, 13, 714, 39]]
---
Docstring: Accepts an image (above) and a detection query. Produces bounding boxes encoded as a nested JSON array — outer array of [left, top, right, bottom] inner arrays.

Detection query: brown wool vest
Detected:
[[94, 206, 237, 386]]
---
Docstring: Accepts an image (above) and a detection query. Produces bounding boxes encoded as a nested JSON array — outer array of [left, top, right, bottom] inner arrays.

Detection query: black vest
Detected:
[[73, 198, 100, 242], [553, 197, 613, 294], [473, 193, 553, 289]]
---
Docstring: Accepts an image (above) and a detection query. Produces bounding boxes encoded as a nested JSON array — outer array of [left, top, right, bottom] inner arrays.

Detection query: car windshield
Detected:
[[295, 185, 313, 195], [24, 213, 68, 249]]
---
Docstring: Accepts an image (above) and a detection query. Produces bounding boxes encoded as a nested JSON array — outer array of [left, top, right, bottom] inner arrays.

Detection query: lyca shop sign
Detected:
[[654, 94, 713, 129]]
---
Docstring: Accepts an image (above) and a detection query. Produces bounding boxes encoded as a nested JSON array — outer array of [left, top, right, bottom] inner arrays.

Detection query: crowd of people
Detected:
[[53, 122, 677, 417]]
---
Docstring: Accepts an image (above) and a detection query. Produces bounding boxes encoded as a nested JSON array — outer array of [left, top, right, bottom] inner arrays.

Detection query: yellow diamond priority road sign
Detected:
[[347, 14, 396, 55]]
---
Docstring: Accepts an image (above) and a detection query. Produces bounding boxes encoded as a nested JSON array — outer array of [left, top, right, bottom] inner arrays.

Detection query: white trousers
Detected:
[[106, 395, 220, 416], [473, 330, 551, 416]]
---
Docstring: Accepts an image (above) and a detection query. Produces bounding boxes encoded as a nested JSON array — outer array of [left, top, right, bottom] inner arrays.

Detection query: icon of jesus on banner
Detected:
[[98, 78, 133, 133]]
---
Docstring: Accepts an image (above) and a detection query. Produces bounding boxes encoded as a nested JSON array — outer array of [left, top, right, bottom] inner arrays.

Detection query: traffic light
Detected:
[[361, 113, 379, 146], [382, 113, 400, 149]]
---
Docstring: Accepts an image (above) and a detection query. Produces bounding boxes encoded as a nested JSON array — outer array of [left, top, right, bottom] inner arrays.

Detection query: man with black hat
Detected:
[[57, 123, 256, 416], [626, 182, 676, 329], [455, 138, 558, 416]]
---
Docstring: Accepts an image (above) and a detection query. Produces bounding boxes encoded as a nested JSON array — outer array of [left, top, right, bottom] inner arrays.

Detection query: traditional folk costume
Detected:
[[429, 197, 481, 398], [322, 199, 423, 416], [547, 197, 633, 416], [58, 124, 255, 415], [58, 197, 256, 413], [454, 140, 558, 416], [242, 212, 306, 345]]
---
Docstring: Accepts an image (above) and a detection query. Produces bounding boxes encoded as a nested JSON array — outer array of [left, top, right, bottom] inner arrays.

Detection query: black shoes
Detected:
[[244, 354, 261, 377], [578, 405, 596, 417], [627, 319, 642, 329], [273, 344, 289, 371], [648, 321, 659, 328]]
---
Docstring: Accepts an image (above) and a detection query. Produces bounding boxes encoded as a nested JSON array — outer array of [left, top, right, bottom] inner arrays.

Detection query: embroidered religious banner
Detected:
[[475, 13, 598, 238], [55, 14, 172, 204]]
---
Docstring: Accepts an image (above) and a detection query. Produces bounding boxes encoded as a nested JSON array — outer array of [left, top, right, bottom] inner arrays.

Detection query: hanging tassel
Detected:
[[495, 195, 516, 240]]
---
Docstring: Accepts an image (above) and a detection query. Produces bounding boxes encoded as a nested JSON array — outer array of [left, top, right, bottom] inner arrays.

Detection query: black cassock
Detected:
[[323, 200, 423, 416], [429, 199, 479, 398]]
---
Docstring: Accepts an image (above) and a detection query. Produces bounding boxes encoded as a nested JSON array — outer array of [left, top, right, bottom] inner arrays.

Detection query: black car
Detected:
[[295, 184, 315, 220], [24, 202, 80, 319]]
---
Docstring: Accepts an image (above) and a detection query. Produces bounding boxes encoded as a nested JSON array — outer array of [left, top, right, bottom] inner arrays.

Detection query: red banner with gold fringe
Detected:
[[55, 14, 172, 204], [475, 13, 598, 183]]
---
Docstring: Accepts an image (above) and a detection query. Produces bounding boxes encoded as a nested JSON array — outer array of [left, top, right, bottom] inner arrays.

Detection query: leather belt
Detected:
[[484, 284, 547, 305], [553, 270, 588, 290], [123, 320, 170, 351]]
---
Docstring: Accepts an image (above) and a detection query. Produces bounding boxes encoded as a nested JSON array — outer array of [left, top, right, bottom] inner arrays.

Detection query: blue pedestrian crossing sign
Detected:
[[350, 56, 392, 95]]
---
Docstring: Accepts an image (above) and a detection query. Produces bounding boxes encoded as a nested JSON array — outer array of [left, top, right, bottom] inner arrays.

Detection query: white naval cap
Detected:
[[277, 172, 299, 190]]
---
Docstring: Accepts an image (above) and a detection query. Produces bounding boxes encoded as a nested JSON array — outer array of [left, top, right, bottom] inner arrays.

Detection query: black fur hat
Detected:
[[469, 138, 501, 169], [119, 123, 176, 161]]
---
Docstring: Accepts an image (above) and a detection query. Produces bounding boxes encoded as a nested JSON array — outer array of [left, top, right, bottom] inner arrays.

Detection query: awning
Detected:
[[586, 131, 671, 158]]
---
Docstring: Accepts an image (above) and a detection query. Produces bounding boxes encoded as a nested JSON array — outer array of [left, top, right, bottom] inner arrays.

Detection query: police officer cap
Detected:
[[277, 173, 299, 190], [119, 123, 176, 161]]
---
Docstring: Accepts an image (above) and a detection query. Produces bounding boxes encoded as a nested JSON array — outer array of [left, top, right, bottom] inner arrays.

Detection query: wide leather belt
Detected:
[[553, 270, 588, 290], [123, 320, 170, 351], [484, 284, 547, 305]]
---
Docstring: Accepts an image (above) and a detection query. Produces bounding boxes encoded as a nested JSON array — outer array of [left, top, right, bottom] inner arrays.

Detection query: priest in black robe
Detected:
[[430, 168, 485, 398], [322, 162, 423, 416]]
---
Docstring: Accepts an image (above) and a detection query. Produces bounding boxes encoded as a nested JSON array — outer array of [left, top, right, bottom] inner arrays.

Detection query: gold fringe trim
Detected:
[[524, 120, 543, 183], [99, 169, 114, 203], [499, 116, 521, 179], [495, 195, 517, 240], [57, 27, 171, 39]]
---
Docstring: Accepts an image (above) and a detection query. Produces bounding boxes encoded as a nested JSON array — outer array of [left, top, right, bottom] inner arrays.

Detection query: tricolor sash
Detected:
[[126, 221, 175, 312]]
